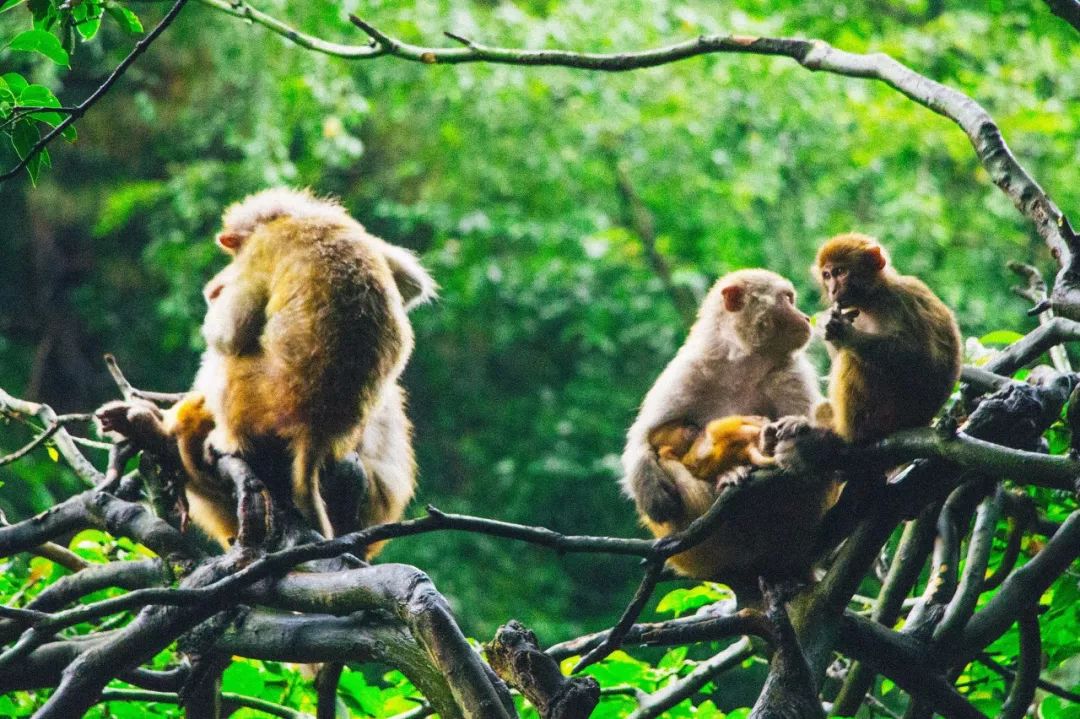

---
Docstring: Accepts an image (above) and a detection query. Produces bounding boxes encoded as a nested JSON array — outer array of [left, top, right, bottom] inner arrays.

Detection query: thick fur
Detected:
[[177, 188, 433, 549], [621, 269, 832, 581], [651, 415, 774, 481], [816, 233, 961, 442]]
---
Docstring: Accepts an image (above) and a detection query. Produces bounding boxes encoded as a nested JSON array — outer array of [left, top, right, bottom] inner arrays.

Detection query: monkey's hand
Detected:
[[823, 306, 859, 346], [95, 399, 173, 456], [761, 416, 844, 475]]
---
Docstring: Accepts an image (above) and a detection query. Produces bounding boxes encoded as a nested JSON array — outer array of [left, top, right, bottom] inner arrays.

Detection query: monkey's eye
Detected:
[[833, 267, 848, 278], [821, 270, 831, 280], [784, 291, 795, 303]]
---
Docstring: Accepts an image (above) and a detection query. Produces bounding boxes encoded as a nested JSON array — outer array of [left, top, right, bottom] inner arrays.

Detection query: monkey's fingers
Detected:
[[747, 447, 777, 466]]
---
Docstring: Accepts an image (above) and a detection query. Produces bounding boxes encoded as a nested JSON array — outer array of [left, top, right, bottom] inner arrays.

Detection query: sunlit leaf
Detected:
[[7, 29, 70, 67]]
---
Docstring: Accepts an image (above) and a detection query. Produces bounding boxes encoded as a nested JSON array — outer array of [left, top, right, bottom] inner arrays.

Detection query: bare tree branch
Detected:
[[486, 620, 599, 719], [627, 637, 752, 719], [999, 610, 1041, 719]]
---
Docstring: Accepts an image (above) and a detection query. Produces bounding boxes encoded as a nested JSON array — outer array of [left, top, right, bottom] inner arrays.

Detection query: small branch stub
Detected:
[[486, 620, 599, 719]]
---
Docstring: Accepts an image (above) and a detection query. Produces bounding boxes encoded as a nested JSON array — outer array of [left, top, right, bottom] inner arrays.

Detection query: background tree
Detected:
[[0, 1, 1078, 717]]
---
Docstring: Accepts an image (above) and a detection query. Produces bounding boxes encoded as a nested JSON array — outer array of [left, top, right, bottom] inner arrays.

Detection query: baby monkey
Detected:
[[649, 415, 775, 483]]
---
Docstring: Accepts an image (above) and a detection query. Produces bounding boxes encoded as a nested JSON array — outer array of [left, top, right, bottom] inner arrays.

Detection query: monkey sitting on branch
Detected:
[[622, 269, 839, 585], [99, 188, 435, 553], [767, 233, 963, 548]]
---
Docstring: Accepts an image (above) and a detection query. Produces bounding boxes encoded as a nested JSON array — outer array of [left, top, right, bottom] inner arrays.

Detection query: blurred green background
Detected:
[[1, 0, 1078, 645]]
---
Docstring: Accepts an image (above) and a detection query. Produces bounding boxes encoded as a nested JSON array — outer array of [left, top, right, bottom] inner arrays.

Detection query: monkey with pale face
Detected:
[[622, 269, 837, 582], [100, 188, 434, 552]]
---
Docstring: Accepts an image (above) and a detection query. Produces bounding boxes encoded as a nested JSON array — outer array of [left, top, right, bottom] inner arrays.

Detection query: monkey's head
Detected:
[[815, 233, 889, 307], [216, 187, 351, 254], [702, 269, 812, 355]]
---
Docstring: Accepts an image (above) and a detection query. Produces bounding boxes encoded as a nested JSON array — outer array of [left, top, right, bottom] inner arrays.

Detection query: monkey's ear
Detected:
[[216, 232, 243, 252], [721, 284, 745, 312], [866, 245, 887, 271]]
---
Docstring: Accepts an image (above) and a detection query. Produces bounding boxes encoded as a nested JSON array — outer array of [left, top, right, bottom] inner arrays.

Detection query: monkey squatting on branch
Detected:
[[1, 297, 1080, 719]]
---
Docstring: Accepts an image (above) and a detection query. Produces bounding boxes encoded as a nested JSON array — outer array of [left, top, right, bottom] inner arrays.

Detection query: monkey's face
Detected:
[[740, 284, 812, 355], [819, 263, 850, 305]]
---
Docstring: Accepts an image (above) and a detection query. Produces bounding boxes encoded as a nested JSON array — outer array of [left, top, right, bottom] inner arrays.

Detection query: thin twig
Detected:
[[0, 0, 191, 183]]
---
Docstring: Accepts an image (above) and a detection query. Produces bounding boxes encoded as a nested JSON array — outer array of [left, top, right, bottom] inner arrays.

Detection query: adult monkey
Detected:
[[621, 269, 836, 582], [99, 188, 435, 551], [817, 232, 961, 442], [767, 233, 963, 550]]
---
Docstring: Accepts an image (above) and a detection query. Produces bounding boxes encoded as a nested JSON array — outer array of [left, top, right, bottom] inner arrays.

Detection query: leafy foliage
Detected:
[[1, 0, 1079, 716]]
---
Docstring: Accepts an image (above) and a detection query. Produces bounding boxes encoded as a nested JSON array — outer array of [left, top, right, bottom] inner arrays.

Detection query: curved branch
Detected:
[[999, 611, 1041, 719], [627, 637, 753, 719], [952, 508, 1080, 663], [264, 565, 514, 719], [932, 490, 1002, 646], [983, 317, 1080, 376], [0, 389, 103, 485]]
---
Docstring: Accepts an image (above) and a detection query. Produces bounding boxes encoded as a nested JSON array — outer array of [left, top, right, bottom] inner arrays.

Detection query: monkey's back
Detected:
[[225, 217, 412, 452]]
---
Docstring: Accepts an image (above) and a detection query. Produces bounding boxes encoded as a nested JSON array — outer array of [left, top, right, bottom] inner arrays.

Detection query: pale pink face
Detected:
[[729, 279, 811, 354]]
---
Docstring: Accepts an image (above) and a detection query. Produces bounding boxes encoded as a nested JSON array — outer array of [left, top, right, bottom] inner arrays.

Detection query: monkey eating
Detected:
[[766, 233, 963, 549], [98, 188, 434, 552], [815, 232, 962, 443], [622, 269, 838, 583]]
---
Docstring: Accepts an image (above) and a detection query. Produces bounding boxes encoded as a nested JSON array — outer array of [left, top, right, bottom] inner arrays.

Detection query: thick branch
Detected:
[[486, 620, 599, 719], [264, 565, 514, 719], [837, 614, 984, 719]]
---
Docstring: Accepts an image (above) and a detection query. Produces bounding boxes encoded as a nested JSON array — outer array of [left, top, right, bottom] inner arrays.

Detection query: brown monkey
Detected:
[[650, 415, 775, 481], [100, 188, 434, 550], [622, 269, 836, 582], [815, 233, 961, 442]]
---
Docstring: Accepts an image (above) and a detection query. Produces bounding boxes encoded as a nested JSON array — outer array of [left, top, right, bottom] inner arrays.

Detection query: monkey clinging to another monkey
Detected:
[[100, 188, 435, 551], [622, 269, 839, 583]]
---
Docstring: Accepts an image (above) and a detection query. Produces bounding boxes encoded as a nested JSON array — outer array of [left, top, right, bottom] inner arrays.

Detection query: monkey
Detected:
[[621, 269, 838, 583], [649, 415, 775, 482], [764, 233, 963, 552], [99, 188, 434, 552], [815, 232, 962, 443]]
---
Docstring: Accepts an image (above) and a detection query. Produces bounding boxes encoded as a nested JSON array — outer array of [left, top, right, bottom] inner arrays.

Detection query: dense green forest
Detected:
[[1, 1, 1078, 717]]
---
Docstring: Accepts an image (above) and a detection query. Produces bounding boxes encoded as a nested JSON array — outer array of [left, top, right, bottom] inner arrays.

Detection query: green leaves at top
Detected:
[[6, 29, 70, 67], [106, 3, 143, 34]]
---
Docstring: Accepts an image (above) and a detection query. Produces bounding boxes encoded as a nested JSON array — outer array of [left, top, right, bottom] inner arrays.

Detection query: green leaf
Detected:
[[77, 16, 102, 40], [24, 148, 43, 184], [46, 446, 59, 462], [7, 29, 70, 67], [979, 329, 1025, 345], [10, 118, 38, 160], [3, 73, 28, 96], [105, 4, 143, 34], [0, 0, 27, 14]]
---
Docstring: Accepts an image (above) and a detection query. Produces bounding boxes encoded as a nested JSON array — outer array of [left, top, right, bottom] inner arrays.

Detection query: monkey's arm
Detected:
[[202, 280, 267, 355], [826, 314, 934, 376]]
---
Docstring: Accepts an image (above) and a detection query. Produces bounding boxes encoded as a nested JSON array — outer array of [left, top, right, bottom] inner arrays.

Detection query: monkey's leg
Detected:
[[291, 439, 336, 539]]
